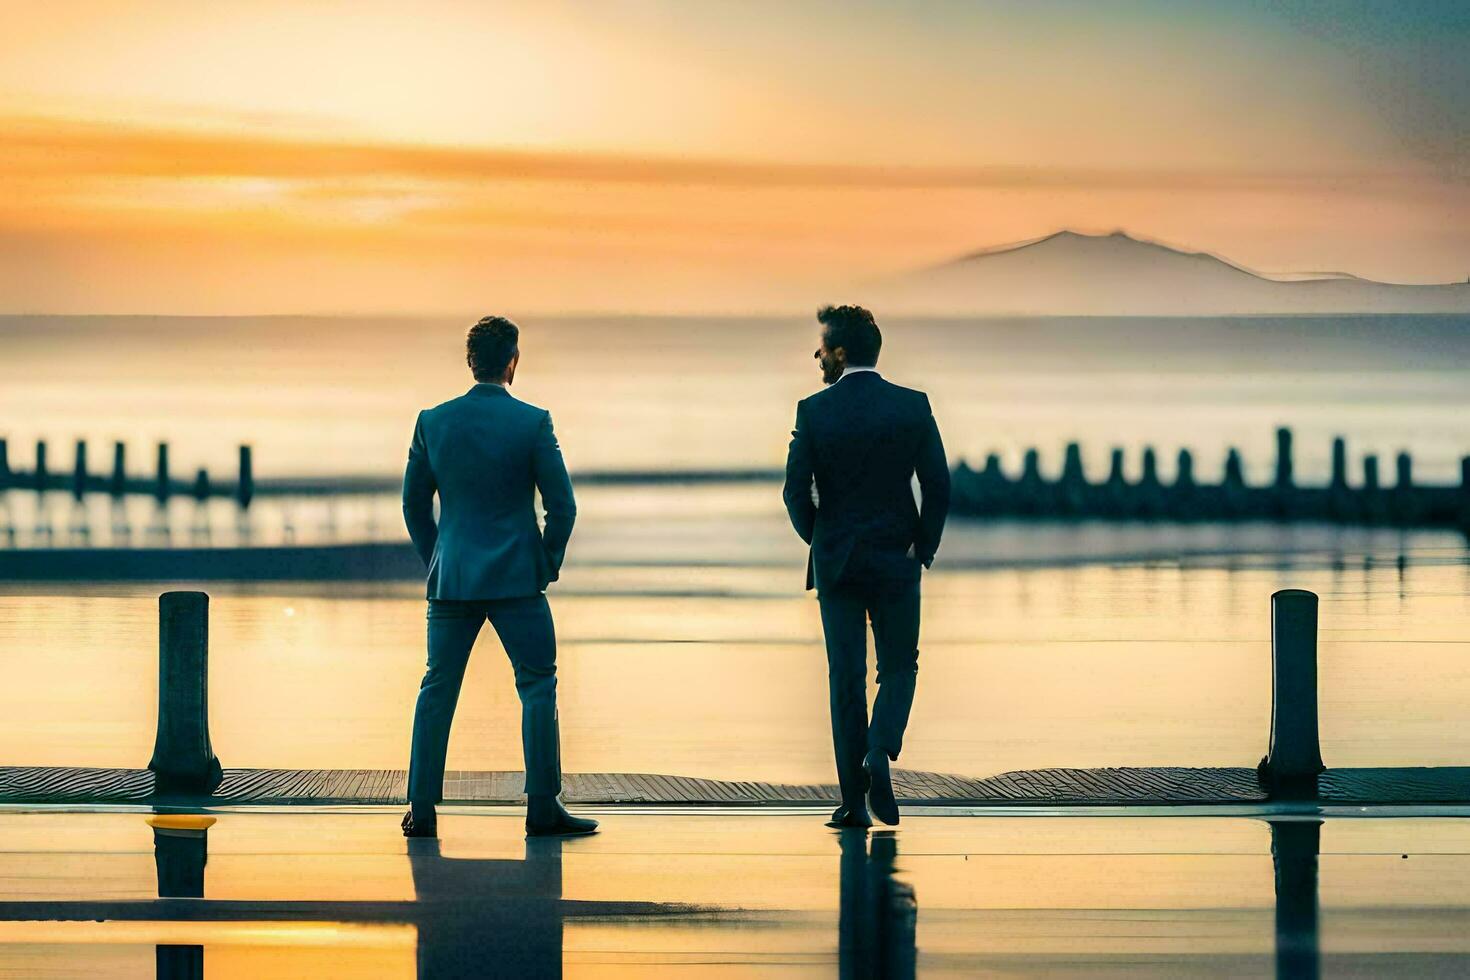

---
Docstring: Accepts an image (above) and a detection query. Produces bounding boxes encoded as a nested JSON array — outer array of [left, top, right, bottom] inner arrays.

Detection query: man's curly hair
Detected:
[[466, 315, 519, 381], [817, 304, 881, 366]]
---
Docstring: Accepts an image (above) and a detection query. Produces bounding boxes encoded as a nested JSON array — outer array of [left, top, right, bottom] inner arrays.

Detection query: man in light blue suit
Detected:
[[401, 315, 597, 839]]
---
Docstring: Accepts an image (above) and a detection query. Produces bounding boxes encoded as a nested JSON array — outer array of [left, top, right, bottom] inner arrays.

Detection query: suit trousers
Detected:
[[408, 594, 561, 804], [817, 578, 922, 808]]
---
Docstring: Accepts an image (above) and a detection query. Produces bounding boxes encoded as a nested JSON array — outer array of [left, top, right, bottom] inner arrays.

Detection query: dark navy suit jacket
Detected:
[[783, 371, 950, 592], [402, 383, 576, 599]]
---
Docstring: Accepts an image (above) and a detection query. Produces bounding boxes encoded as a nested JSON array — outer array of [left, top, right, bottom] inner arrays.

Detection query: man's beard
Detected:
[[820, 355, 843, 385]]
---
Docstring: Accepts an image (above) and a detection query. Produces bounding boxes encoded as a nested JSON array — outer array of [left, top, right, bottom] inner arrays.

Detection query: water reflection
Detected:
[[148, 814, 214, 980], [1270, 818, 1321, 980], [837, 829, 917, 980], [407, 837, 565, 980]]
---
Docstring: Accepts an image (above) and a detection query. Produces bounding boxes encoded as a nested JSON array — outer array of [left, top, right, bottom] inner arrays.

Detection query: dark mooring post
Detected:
[[1330, 437, 1347, 490], [148, 592, 223, 796], [1275, 427, 1294, 489], [154, 442, 171, 502], [0, 437, 10, 490], [1460, 457, 1470, 533], [192, 468, 210, 501], [1059, 442, 1086, 514], [237, 444, 254, 508], [33, 439, 48, 492], [71, 439, 88, 500], [1261, 589, 1324, 799], [110, 441, 126, 496]]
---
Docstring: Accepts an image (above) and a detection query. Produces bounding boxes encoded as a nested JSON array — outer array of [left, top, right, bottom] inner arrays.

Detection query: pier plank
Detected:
[[3, 763, 1465, 807]]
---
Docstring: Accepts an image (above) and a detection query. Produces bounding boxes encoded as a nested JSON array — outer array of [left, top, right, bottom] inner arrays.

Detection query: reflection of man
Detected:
[[401, 315, 596, 839], [837, 829, 917, 980], [785, 305, 951, 828], [408, 837, 566, 980]]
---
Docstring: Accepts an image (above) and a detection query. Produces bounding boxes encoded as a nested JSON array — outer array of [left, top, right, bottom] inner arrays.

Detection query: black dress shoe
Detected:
[[864, 751, 900, 826], [825, 803, 873, 828], [401, 807, 438, 838], [526, 794, 599, 837]]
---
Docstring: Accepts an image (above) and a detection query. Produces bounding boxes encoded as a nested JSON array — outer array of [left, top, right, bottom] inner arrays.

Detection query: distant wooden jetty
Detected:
[[951, 427, 1470, 531], [0, 437, 784, 505]]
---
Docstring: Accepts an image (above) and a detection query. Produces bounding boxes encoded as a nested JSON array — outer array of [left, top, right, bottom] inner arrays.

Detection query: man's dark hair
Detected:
[[466, 315, 519, 381], [817, 304, 881, 366]]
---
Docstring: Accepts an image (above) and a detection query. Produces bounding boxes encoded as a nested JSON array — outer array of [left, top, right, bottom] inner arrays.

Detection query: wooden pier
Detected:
[[951, 428, 1470, 531], [3, 762, 1468, 808], [0, 586, 1466, 809]]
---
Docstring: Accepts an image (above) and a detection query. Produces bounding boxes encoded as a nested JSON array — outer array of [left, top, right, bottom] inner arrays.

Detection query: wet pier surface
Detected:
[[5, 764, 1470, 807], [1, 808, 1469, 977]]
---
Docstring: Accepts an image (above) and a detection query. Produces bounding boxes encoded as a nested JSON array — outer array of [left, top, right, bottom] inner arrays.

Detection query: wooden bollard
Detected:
[[155, 442, 171, 502], [1017, 448, 1044, 514], [980, 452, 1009, 514], [1169, 448, 1197, 519], [110, 442, 127, 497], [33, 440, 48, 492], [1272, 427, 1295, 518], [1058, 442, 1086, 514], [0, 437, 10, 490], [1460, 457, 1470, 533], [1393, 451, 1418, 524], [1260, 589, 1324, 799], [1362, 454, 1385, 523], [1328, 437, 1354, 521], [192, 468, 210, 501], [1136, 447, 1163, 516], [1223, 448, 1244, 487], [237, 445, 254, 508], [1275, 427, 1294, 488], [148, 592, 223, 795], [72, 439, 88, 500], [1175, 448, 1195, 487]]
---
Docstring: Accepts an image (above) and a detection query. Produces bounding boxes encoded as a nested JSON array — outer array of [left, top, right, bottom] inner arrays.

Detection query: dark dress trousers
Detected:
[[783, 371, 950, 807], [403, 383, 577, 803]]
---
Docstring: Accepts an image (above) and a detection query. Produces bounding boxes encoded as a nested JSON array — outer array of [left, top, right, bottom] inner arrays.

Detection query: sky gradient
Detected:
[[1, 0, 1466, 313]]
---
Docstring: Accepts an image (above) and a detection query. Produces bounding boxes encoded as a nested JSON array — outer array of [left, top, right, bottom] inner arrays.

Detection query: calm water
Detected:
[[1, 313, 1468, 777], [3, 540, 1468, 779], [3, 314, 1469, 482]]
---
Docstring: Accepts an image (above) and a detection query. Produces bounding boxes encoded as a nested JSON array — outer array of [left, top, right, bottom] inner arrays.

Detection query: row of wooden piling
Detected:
[[951, 427, 1470, 529], [0, 438, 254, 506]]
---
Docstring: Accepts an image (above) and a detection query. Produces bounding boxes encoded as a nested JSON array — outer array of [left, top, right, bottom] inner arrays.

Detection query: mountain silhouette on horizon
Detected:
[[867, 230, 1470, 315]]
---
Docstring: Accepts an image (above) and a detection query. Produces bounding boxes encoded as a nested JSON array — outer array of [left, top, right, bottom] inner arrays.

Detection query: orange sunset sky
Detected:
[[1, 0, 1467, 314]]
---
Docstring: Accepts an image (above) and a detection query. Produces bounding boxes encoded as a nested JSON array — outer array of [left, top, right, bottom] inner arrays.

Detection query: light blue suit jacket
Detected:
[[402, 383, 576, 599]]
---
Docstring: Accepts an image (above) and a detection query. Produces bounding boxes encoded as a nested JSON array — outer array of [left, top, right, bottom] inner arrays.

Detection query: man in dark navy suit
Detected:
[[783, 305, 951, 827], [401, 315, 597, 839]]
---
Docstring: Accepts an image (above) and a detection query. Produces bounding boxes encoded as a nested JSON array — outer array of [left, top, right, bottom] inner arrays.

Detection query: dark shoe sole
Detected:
[[865, 757, 900, 826], [401, 809, 437, 838], [525, 824, 599, 838]]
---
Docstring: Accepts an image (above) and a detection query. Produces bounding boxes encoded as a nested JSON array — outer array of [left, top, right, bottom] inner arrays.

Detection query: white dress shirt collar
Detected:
[[838, 365, 880, 381]]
